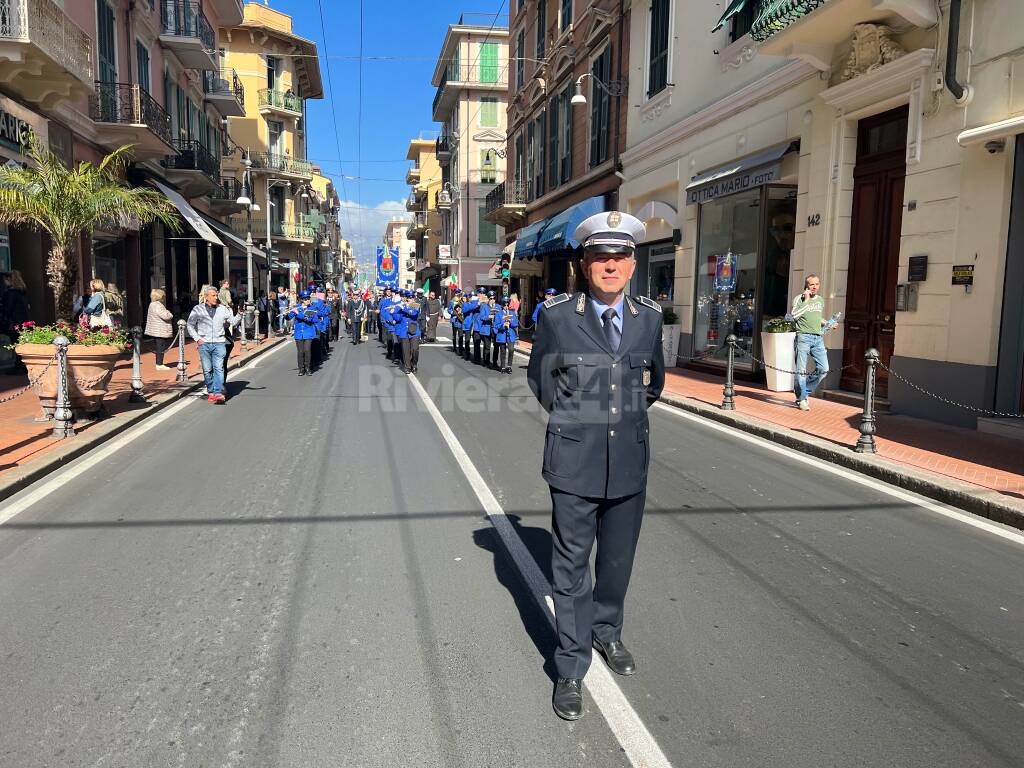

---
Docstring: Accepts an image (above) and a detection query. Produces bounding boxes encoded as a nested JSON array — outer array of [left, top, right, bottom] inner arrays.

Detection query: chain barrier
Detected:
[[0, 354, 57, 405], [878, 360, 1024, 419]]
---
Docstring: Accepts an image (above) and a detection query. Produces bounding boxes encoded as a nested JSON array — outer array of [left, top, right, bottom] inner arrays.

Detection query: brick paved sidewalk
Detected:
[[516, 340, 1024, 499], [0, 334, 287, 478]]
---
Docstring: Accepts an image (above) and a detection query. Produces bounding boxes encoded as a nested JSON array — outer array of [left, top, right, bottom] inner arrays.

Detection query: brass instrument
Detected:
[[453, 295, 465, 323]]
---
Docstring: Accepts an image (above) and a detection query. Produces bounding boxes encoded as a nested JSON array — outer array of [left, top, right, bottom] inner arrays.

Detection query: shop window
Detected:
[[693, 186, 797, 369], [647, 243, 675, 302]]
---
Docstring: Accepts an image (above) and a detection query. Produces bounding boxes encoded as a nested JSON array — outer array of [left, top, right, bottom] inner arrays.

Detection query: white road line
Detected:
[[0, 341, 291, 526], [0, 395, 199, 525], [653, 403, 1024, 547], [406, 373, 673, 768], [515, 345, 1024, 546]]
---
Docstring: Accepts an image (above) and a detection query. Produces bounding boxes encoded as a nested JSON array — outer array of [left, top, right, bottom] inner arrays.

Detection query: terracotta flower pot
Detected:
[[15, 343, 123, 418]]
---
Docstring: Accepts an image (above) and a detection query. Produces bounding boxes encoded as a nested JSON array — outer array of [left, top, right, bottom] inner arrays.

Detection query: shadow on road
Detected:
[[473, 514, 558, 681]]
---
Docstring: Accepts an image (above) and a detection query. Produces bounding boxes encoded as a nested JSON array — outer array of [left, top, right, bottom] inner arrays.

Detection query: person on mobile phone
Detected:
[[791, 274, 830, 410]]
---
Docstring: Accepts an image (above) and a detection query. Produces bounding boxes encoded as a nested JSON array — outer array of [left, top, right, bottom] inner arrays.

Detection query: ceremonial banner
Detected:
[[376, 245, 399, 289]]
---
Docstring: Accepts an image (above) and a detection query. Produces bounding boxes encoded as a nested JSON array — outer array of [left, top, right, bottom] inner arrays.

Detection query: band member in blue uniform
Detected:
[[288, 291, 319, 376], [493, 296, 518, 373], [460, 289, 480, 361], [533, 287, 557, 325], [527, 211, 666, 721]]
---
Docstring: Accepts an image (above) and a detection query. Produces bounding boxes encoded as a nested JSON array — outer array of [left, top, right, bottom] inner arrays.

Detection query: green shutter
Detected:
[[96, 0, 117, 84], [480, 97, 498, 127], [479, 42, 498, 83], [712, 0, 749, 32], [478, 207, 497, 243]]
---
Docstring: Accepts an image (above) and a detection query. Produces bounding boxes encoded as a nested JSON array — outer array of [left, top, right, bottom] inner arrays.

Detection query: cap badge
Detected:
[[607, 211, 622, 228]]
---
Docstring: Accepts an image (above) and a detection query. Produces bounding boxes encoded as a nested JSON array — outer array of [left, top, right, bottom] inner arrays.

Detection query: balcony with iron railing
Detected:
[[231, 217, 318, 243], [89, 82, 174, 160], [484, 180, 528, 228], [751, 0, 938, 71], [159, 1, 216, 70], [162, 139, 220, 197], [432, 63, 508, 121], [258, 88, 304, 117], [206, 177, 245, 213], [407, 211, 429, 237], [203, 68, 245, 117], [0, 0, 93, 106], [435, 134, 452, 158], [249, 151, 314, 179]]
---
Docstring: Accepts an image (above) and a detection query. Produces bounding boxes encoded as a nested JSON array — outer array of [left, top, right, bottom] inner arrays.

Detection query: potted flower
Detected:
[[761, 317, 797, 392], [12, 320, 130, 418], [661, 308, 681, 366], [0, 140, 178, 321]]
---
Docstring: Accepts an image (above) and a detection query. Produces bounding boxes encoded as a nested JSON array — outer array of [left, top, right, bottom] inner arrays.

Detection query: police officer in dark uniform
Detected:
[[527, 211, 665, 721]]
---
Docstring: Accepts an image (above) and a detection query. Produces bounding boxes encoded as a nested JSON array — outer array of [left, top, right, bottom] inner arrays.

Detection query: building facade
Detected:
[[486, 0, 630, 315], [219, 3, 324, 292], [431, 19, 509, 291], [0, 0, 251, 325], [405, 136, 444, 287], [619, 0, 1024, 429]]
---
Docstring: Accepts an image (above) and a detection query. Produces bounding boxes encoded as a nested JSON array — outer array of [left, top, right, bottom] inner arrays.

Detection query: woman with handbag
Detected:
[[83, 279, 112, 329]]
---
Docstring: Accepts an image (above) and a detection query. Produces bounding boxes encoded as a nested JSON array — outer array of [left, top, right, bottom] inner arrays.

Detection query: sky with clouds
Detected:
[[263, 0, 506, 275]]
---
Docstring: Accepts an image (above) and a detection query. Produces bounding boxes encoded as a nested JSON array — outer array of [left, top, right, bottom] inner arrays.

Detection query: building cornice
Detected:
[[621, 60, 820, 169]]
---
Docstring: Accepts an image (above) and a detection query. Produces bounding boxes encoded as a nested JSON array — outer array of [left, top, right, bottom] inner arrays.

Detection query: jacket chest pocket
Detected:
[[628, 352, 652, 388], [565, 356, 599, 391]]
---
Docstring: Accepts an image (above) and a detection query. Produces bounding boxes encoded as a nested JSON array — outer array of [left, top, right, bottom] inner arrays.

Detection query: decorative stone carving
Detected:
[[721, 43, 757, 72], [841, 24, 906, 82]]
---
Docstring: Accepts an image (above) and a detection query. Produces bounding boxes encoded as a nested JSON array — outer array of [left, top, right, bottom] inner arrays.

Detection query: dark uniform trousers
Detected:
[[550, 487, 645, 679], [295, 339, 312, 372], [490, 335, 501, 367], [496, 340, 513, 370], [402, 337, 420, 370], [527, 291, 666, 682]]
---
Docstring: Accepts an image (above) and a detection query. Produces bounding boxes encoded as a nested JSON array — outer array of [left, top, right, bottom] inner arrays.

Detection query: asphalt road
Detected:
[[1, 323, 1022, 768]]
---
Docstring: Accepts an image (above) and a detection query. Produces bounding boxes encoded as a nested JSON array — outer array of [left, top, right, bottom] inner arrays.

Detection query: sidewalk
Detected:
[[0, 334, 287, 482], [516, 340, 1024, 526]]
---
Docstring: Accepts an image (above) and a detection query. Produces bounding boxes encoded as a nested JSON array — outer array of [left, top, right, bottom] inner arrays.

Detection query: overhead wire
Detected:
[[315, 0, 353, 240]]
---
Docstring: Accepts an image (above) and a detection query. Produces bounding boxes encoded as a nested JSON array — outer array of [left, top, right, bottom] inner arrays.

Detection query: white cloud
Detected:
[[336, 199, 410, 275]]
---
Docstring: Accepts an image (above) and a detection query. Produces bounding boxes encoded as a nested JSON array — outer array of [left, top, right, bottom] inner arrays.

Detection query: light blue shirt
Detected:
[[589, 295, 624, 336]]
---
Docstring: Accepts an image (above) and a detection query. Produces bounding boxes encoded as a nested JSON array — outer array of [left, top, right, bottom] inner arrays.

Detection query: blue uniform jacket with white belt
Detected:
[[288, 305, 319, 340], [527, 292, 665, 499], [494, 307, 518, 343], [396, 303, 422, 339], [461, 298, 479, 331]]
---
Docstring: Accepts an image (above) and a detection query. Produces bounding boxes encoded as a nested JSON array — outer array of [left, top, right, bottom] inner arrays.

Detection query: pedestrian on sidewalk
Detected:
[[104, 283, 125, 327], [791, 274, 830, 411], [186, 286, 240, 403], [218, 280, 233, 311], [83, 278, 112, 329], [145, 289, 175, 370], [527, 210, 665, 722]]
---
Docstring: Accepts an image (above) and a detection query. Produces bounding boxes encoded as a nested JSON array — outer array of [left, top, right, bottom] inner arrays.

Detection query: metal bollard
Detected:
[[176, 320, 188, 383], [52, 336, 75, 438], [129, 326, 145, 402], [252, 300, 261, 343], [721, 334, 737, 411], [239, 304, 248, 348], [855, 348, 880, 453]]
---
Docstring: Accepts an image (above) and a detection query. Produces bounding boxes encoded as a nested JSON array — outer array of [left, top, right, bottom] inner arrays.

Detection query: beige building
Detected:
[[405, 136, 444, 287], [619, 0, 1024, 429], [220, 2, 324, 289], [431, 19, 509, 290]]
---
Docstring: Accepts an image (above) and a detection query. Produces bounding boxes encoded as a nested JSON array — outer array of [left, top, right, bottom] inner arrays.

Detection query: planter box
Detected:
[[15, 343, 123, 418], [760, 331, 796, 392], [662, 324, 681, 365]]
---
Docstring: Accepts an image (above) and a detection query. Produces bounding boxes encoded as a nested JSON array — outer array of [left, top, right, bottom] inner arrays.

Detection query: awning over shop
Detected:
[[536, 196, 604, 256], [151, 180, 223, 247], [200, 213, 268, 269], [685, 140, 798, 205], [513, 219, 548, 260], [711, 0, 751, 32]]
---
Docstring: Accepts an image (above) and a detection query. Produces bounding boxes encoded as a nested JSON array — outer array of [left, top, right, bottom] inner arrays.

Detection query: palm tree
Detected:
[[0, 141, 180, 320]]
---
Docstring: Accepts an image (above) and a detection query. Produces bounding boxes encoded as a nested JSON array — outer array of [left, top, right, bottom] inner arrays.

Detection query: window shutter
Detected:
[[479, 43, 498, 83], [548, 95, 559, 190]]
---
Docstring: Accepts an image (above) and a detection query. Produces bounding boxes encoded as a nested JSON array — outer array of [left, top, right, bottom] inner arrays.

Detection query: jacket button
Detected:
[[577, 356, 583, 362], [611, 407, 618, 415], [609, 430, 615, 437], [612, 362, 618, 368], [556, 427, 561, 432], [610, 384, 616, 391]]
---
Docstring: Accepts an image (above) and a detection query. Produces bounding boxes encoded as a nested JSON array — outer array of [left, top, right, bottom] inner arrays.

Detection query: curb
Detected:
[[515, 342, 1024, 532], [0, 337, 287, 505]]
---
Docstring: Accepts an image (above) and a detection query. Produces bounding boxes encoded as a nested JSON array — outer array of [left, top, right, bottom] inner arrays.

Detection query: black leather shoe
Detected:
[[593, 638, 636, 676], [552, 678, 583, 720]]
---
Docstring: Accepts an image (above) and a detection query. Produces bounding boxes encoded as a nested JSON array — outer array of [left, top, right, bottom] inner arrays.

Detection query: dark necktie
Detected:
[[602, 307, 621, 353]]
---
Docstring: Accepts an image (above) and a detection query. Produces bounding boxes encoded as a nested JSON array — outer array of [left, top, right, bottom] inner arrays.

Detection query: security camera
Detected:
[[984, 139, 1006, 154]]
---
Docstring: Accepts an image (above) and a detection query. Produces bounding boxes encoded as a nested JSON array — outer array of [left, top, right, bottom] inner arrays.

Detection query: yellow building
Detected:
[[405, 137, 444, 286], [219, 2, 324, 287]]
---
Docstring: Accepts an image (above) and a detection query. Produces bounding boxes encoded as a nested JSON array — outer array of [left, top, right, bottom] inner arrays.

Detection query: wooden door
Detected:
[[841, 107, 908, 398]]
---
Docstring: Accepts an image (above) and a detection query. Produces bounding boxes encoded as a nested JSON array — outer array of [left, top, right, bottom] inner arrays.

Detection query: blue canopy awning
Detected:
[[535, 197, 604, 256], [514, 219, 549, 261]]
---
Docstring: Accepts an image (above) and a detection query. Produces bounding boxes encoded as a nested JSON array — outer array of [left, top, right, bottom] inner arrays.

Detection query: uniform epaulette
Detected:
[[543, 293, 571, 309], [635, 295, 663, 313]]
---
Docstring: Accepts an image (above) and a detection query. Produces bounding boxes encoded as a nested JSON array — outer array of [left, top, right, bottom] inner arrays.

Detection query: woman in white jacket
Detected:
[[145, 289, 175, 370]]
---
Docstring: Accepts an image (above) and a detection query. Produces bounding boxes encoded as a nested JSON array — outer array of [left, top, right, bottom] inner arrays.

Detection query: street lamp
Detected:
[[236, 151, 258, 346], [570, 72, 626, 107]]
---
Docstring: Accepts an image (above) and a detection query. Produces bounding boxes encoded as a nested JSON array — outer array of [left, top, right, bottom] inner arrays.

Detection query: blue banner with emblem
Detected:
[[376, 245, 399, 289]]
